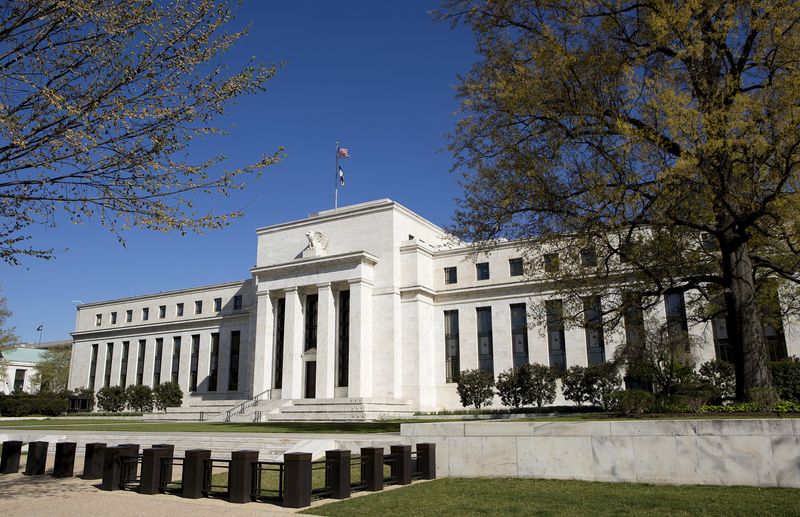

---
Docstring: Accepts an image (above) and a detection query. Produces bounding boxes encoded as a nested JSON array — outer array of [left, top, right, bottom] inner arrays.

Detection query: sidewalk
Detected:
[[0, 472, 318, 517]]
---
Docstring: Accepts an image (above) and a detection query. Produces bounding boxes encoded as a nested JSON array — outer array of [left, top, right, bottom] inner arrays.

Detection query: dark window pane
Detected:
[[337, 291, 350, 387], [583, 296, 605, 365], [274, 300, 285, 389], [510, 304, 528, 369], [476, 262, 490, 281], [444, 310, 460, 382], [546, 300, 566, 370], [509, 258, 524, 277], [544, 253, 559, 273], [228, 331, 240, 391], [444, 267, 457, 284], [304, 294, 318, 351], [476, 307, 494, 375]]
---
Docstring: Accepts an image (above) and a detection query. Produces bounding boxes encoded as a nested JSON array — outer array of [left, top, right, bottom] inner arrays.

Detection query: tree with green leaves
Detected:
[[32, 345, 71, 393], [440, 0, 800, 399], [0, 0, 282, 265], [153, 381, 183, 412], [0, 289, 19, 386], [456, 368, 495, 409]]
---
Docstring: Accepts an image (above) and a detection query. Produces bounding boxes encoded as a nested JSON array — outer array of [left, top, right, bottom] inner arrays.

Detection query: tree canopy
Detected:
[[0, 0, 282, 265], [441, 0, 800, 398], [32, 344, 71, 393], [0, 289, 18, 384]]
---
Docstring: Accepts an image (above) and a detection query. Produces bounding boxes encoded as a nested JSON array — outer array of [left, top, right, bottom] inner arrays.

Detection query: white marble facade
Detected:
[[67, 199, 800, 411]]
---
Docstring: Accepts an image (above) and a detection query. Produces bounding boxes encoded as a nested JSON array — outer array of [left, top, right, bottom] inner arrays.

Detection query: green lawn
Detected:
[[303, 478, 800, 517], [0, 419, 400, 434]]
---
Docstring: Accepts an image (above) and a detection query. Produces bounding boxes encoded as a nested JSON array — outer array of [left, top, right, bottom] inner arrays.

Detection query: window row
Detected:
[[442, 293, 693, 382], [94, 295, 244, 327], [443, 249, 607, 286], [86, 331, 241, 393]]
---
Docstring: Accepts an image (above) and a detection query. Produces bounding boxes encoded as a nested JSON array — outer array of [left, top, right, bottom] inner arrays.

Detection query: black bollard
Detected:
[[101, 446, 125, 490], [1, 440, 22, 474], [416, 443, 436, 480], [181, 449, 210, 499], [53, 442, 77, 477], [361, 447, 384, 492], [283, 452, 312, 509], [23, 441, 48, 476], [139, 447, 168, 494], [326, 449, 351, 499], [390, 445, 412, 485], [229, 450, 259, 504], [152, 444, 175, 483], [83, 443, 106, 479]]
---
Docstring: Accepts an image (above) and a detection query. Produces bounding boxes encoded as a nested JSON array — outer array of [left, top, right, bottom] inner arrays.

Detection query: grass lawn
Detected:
[[0, 419, 400, 434], [303, 478, 800, 517]]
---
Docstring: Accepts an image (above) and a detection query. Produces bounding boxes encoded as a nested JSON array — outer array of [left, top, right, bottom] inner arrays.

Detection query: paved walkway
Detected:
[[0, 473, 316, 516]]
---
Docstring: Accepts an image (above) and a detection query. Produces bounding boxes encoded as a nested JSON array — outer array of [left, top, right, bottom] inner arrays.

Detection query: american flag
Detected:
[[337, 147, 350, 159]]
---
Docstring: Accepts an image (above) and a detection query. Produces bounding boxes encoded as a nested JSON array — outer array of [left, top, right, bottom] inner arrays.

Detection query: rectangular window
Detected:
[[95, 314, 102, 326], [476, 307, 494, 374], [233, 295, 243, 310], [444, 266, 457, 285], [509, 258, 524, 277], [544, 253, 560, 273], [623, 293, 645, 349], [13, 369, 25, 392], [110, 312, 117, 324], [214, 297, 222, 312], [711, 315, 734, 363], [171, 336, 181, 384], [88, 344, 99, 390], [304, 294, 318, 351], [583, 296, 605, 365], [120, 341, 130, 388], [665, 291, 688, 341], [337, 291, 350, 387], [580, 247, 598, 267], [510, 304, 529, 369], [444, 310, 460, 383], [228, 331, 240, 391], [125, 310, 132, 323], [189, 334, 200, 392], [176, 303, 184, 317], [104, 343, 114, 387], [546, 300, 566, 370], [273, 299, 286, 389], [195, 301, 202, 314], [476, 262, 490, 281], [136, 340, 146, 386], [142, 307, 149, 321], [159, 305, 166, 319], [209, 333, 220, 392], [153, 338, 163, 386]]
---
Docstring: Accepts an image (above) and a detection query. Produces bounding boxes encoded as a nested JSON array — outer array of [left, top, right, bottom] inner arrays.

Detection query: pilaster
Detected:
[[283, 287, 304, 399], [252, 290, 274, 396], [348, 279, 373, 398], [316, 283, 336, 398]]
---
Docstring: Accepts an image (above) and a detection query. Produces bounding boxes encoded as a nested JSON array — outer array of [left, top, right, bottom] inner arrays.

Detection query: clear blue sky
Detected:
[[3, 1, 477, 343]]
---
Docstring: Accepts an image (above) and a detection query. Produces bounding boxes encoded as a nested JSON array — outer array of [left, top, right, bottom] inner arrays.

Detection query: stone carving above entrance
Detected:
[[302, 231, 329, 258]]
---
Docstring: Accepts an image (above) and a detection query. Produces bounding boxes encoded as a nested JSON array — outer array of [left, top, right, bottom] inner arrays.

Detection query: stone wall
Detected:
[[402, 419, 800, 487]]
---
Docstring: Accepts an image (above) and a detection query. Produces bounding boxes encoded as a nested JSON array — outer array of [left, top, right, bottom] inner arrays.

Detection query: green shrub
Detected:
[[746, 386, 780, 411], [153, 382, 183, 412], [561, 366, 591, 405], [527, 363, 558, 408], [608, 389, 655, 415], [698, 360, 735, 403], [697, 402, 758, 413], [125, 384, 154, 412], [770, 357, 800, 403], [456, 369, 495, 409], [774, 400, 800, 413], [496, 363, 558, 408], [561, 363, 621, 409], [71, 387, 95, 412], [0, 392, 68, 416], [96, 385, 127, 412], [496, 367, 529, 408]]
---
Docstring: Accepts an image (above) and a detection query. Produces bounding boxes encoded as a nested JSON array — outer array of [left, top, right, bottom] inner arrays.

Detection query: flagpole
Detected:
[[37, 323, 43, 346], [335, 141, 339, 211]]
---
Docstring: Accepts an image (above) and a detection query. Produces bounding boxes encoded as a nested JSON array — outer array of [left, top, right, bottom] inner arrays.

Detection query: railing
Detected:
[[250, 461, 285, 503], [159, 457, 183, 494], [119, 455, 143, 489], [383, 453, 398, 486], [253, 410, 262, 422], [202, 459, 231, 498], [349, 455, 367, 492], [199, 411, 205, 422], [410, 451, 423, 481], [310, 459, 332, 500], [224, 389, 272, 422]]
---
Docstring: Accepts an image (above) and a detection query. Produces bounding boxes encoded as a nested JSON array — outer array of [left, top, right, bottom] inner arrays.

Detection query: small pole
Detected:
[[37, 323, 43, 346], [335, 141, 339, 210]]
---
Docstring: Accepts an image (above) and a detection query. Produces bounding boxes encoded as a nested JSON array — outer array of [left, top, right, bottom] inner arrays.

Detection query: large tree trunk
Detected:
[[721, 238, 773, 400]]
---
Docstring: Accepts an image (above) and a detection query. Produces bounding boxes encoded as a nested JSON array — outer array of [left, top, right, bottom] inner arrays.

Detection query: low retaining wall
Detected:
[[402, 419, 800, 487]]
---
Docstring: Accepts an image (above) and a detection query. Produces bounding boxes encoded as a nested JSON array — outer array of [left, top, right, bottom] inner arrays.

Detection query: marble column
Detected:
[[282, 287, 304, 399], [348, 279, 373, 398], [252, 290, 274, 396], [316, 283, 336, 399], [109, 342, 121, 386]]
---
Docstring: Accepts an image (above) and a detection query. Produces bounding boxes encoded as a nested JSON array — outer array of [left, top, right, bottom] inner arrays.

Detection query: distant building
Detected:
[[1, 347, 47, 394], [66, 199, 799, 418]]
